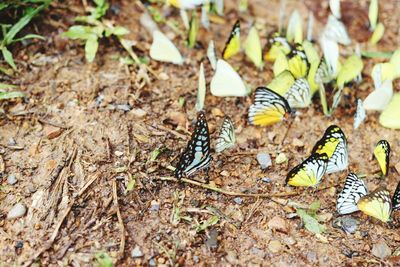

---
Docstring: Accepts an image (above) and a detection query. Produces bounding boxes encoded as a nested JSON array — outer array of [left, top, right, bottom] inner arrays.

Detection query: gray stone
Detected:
[[7, 203, 27, 219]]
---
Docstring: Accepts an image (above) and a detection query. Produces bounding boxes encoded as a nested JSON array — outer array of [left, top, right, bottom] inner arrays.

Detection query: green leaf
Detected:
[[94, 252, 113, 267], [195, 215, 219, 232], [361, 50, 393, 59], [187, 12, 199, 48], [1, 47, 17, 70], [309, 200, 320, 212], [84, 35, 99, 62], [178, 97, 185, 107], [63, 25, 95, 40], [112, 26, 129, 36], [150, 148, 162, 161], [0, 91, 26, 100], [3, 3, 46, 45], [10, 33, 45, 44], [0, 83, 17, 90], [0, 66, 13, 76], [296, 209, 326, 234], [124, 175, 136, 194]]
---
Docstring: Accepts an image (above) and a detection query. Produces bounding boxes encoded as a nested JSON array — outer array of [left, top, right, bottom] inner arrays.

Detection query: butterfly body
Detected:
[[175, 112, 212, 179]]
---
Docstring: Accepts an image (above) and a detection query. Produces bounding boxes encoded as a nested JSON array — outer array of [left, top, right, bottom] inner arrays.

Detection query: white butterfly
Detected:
[[322, 15, 351, 46], [286, 10, 303, 43], [284, 78, 311, 108], [207, 40, 217, 70], [195, 63, 206, 111], [319, 33, 339, 78], [167, 0, 207, 9], [215, 117, 236, 153], [353, 99, 366, 129], [150, 31, 184, 65], [329, 0, 341, 19], [364, 64, 393, 111], [210, 59, 248, 97], [337, 173, 368, 215]]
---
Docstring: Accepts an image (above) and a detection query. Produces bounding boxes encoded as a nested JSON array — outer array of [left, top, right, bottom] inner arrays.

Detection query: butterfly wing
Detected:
[[222, 20, 240, 60], [248, 87, 292, 126], [284, 78, 311, 108], [264, 32, 292, 62], [287, 44, 309, 79], [207, 40, 217, 70], [336, 173, 368, 215], [392, 182, 400, 211], [374, 140, 390, 176], [354, 98, 366, 129], [210, 59, 248, 97], [175, 112, 212, 179], [286, 153, 328, 187], [244, 26, 263, 69], [150, 31, 184, 65], [312, 125, 348, 174], [357, 188, 392, 222], [215, 117, 236, 153]]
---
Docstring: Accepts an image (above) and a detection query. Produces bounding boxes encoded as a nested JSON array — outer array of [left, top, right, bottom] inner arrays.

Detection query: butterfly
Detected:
[[284, 77, 311, 108], [174, 112, 212, 179], [286, 10, 303, 44], [167, 0, 207, 9], [392, 181, 400, 211], [379, 93, 400, 129], [364, 64, 393, 111], [195, 62, 206, 111], [215, 116, 236, 153], [264, 32, 292, 62], [187, 11, 199, 48], [150, 31, 184, 65], [311, 125, 348, 174], [244, 25, 263, 69], [357, 187, 392, 222], [322, 15, 351, 46], [287, 43, 309, 79], [210, 59, 248, 97], [267, 70, 296, 96], [336, 173, 368, 215], [222, 20, 240, 60], [353, 99, 366, 129], [373, 140, 390, 176], [248, 87, 292, 126], [315, 57, 336, 84], [207, 40, 217, 70], [286, 153, 329, 187]]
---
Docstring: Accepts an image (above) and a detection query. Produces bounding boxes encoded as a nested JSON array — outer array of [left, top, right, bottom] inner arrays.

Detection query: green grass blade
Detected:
[[1, 46, 17, 70], [0, 91, 26, 100]]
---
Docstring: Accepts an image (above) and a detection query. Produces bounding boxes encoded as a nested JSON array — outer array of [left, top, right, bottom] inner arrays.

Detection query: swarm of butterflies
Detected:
[[146, 0, 400, 223]]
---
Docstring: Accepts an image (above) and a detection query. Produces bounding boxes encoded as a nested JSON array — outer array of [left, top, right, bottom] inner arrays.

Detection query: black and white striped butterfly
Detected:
[[315, 57, 335, 84], [336, 173, 368, 215], [284, 77, 311, 108], [174, 112, 212, 179], [215, 116, 236, 153], [392, 181, 400, 211]]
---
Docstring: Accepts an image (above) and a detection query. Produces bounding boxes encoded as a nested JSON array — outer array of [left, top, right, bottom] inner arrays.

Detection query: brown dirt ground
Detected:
[[1, 0, 400, 266]]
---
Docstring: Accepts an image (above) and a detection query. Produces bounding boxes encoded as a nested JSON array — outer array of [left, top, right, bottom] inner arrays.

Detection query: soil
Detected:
[[0, 0, 400, 266]]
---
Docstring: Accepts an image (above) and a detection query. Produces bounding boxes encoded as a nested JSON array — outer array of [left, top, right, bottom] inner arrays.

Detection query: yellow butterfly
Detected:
[[379, 93, 400, 129], [264, 32, 291, 62], [222, 20, 240, 60], [373, 140, 390, 176], [286, 153, 329, 187], [244, 25, 263, 69], [287, 44, 309, 79], [311, 125, 348, 174], [357, 187, 392, 223], [248, 87, 292, 126]]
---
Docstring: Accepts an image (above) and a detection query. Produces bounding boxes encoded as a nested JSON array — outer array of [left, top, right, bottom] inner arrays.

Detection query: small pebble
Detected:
[[149, 258, 156, 266], [7, 203, 27, 219], [27, 184, 37, 194], [149, 200, 160, 211], [7, 174, 17, 185], [131, 246, 143, 258], [8, 137, 16, 146], [193, 255, 199, 263], [114, 151, 124, 157], [275, 153, 288, 164], [261, 177, 272, 183], [233, 197, 243, 205], [159, 72, 169, 80], [306, 251, 318, 263], [205, 228, 218, 249], [250, 247, 265, 258], [256, 153, 272, 170], [372, 241, 391, 259], [116, 104, 132, 112], [88, 165, 97, 173], [131, 108, 147, 118]]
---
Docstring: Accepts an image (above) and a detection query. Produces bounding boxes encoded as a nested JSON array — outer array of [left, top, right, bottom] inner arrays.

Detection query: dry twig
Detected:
[[112, 179, 126, 262]]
